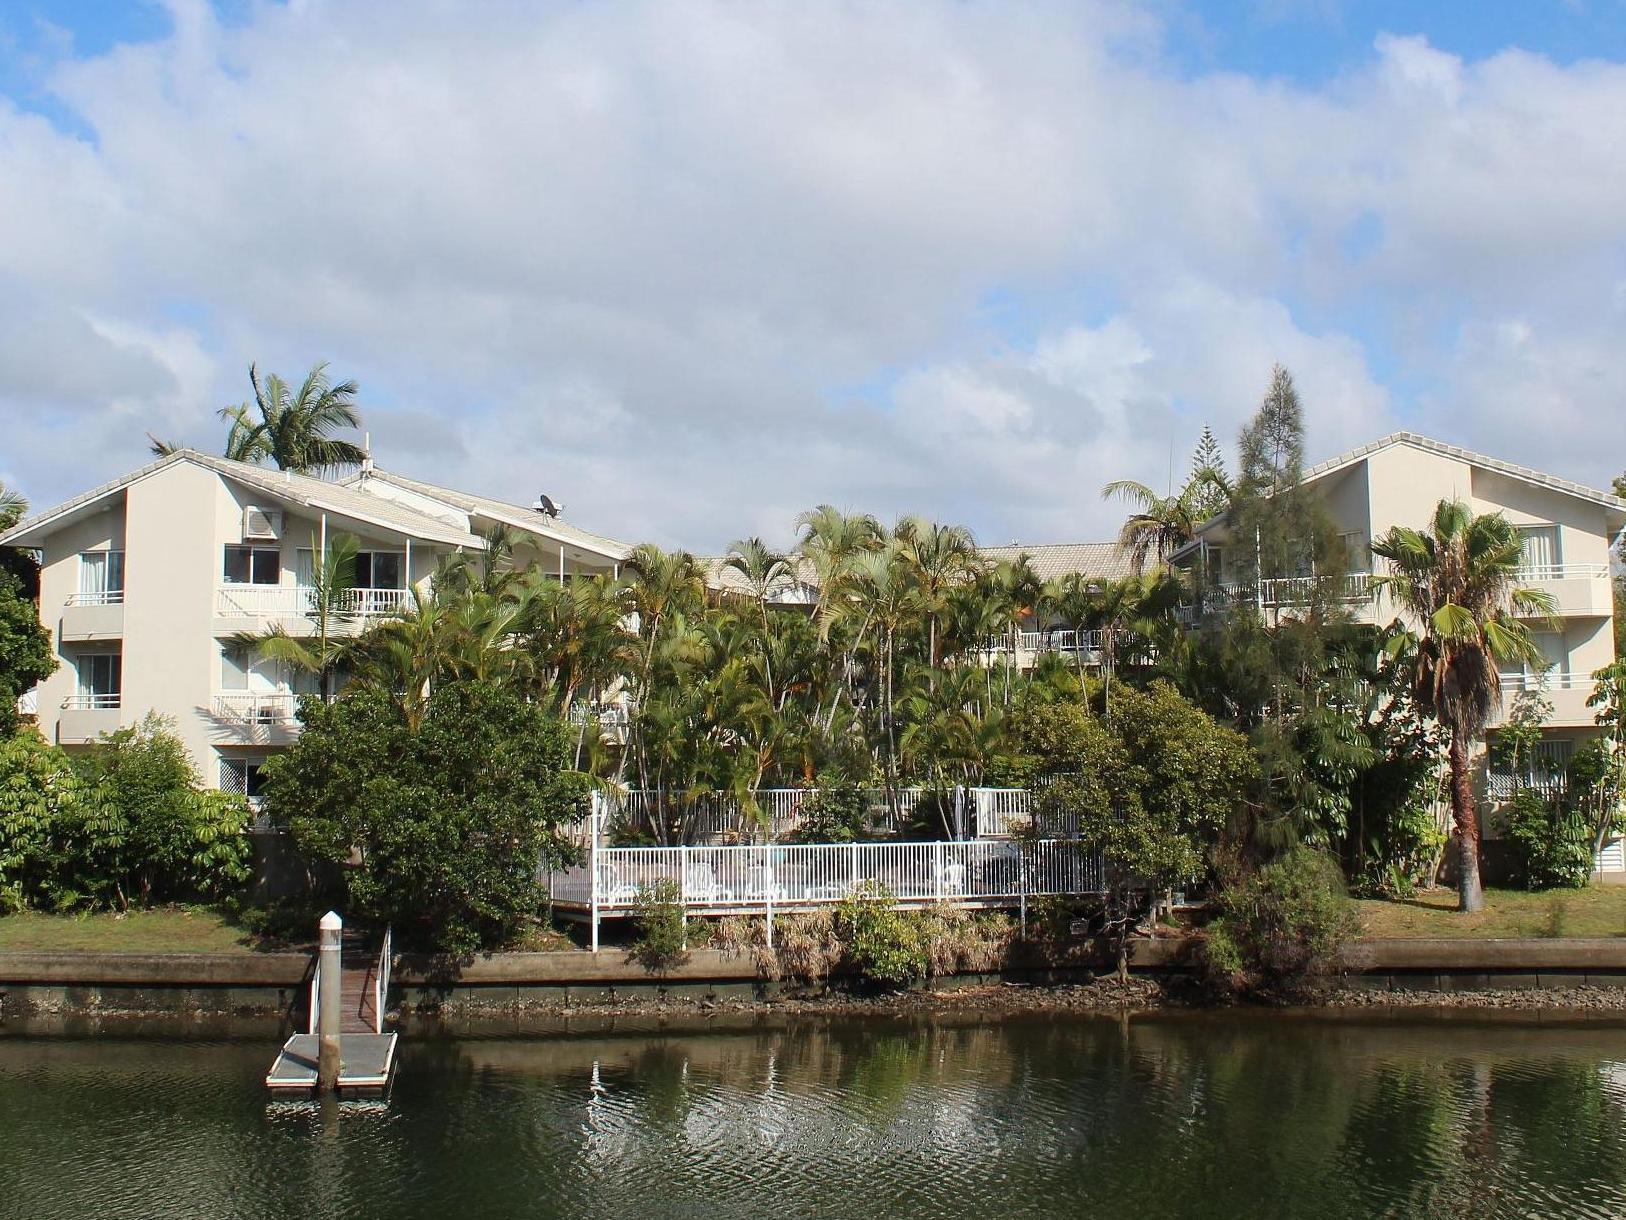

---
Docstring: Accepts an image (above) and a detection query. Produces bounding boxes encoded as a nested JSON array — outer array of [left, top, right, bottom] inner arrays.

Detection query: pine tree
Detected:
[[1188, 425, 1230, 520]]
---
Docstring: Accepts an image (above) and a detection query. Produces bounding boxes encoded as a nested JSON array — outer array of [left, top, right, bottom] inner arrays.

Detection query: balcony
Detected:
[[1493, 671, 1599, 728], [61, 590, 125, 642], [981, 629, 1105, 666], [58, 693, 120, 743], [214, 585, 411, 624], [1179, 572, 1374, 623], [209, 693, 303, 743], [1513, 563, 1612, 617], [211, 692, 300, 725]]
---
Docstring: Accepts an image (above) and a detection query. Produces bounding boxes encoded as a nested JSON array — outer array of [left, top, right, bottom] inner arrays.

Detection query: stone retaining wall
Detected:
[[7, 938, 1626, 1019]]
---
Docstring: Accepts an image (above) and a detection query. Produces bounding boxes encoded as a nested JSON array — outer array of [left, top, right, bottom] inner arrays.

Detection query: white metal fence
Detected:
[[546, 839, 1105, 915], [592, 786, 949, 845]]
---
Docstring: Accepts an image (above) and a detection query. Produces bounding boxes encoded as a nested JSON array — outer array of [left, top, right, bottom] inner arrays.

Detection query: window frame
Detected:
[[223, 545, 282, 586]]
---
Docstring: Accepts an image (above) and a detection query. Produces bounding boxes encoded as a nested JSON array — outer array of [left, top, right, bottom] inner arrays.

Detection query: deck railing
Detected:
[[215, 585, 411, 618], [61, 693, 119, 710], [373, 926, 392, 1035], [1516, 563, 1610, 582], [307, 959, 321, 1036], [211, 692, 300, 724], [65, 589, 124, 606], [594, 786, 937, 844], [548, 839, 1104, 914], [1500, 671, 1597, 693]]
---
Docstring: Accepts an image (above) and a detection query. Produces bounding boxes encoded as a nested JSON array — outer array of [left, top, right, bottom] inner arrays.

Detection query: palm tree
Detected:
[[893, 514, 981, 668], [0, 481, 26, 531], [1105, 471, 1229, 579], [234, 532, 359, 705], [1089, 573, 1184, 717], [1043, 571, 1100, 690], [1372, 499, 1556, 912], [217, 362, 367, 473], [723, 537, 792, 701]]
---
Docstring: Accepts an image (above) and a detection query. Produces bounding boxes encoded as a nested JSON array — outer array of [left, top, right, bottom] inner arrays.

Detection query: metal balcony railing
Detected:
[[1516, 563, 1610, 582], [62, 693, 120, 709], [65, 590, 124, 607], [212, 693, 301, 724], [215, 586, 411, 618]]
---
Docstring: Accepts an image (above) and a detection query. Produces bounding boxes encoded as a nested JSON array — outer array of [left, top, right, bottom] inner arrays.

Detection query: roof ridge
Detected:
[[1303, 431, 1626, 510]]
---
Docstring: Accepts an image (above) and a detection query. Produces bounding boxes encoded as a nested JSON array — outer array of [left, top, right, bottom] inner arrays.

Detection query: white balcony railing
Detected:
[[62, 693, 120, 710], [1500, 671, 1597, 694], [1516, 563, 1610, 582], [215, 585, 411, 618], [211, 693, 300, 725], [65, 590, 124, 607]]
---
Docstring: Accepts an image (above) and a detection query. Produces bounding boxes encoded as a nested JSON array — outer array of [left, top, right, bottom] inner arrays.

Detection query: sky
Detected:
[[2, 0, 1625, 551]]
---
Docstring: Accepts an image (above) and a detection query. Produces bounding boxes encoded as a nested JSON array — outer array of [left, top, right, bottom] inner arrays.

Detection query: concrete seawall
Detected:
[[6, 939, 1626, 1019]]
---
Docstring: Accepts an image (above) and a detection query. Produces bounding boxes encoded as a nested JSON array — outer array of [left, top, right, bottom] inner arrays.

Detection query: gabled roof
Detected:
[[980, 542, 1136, 583], [346, 468, 632, 562], [1302, 431, 1626, 515], [0, 450, 483, 550]]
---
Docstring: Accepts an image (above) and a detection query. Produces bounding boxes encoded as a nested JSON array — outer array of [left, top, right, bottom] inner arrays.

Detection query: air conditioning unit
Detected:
[[243, 507, 284, 541]]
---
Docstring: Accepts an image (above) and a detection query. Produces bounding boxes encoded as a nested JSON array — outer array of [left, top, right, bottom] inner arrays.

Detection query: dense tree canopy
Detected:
[[265, 681, 587, 951]]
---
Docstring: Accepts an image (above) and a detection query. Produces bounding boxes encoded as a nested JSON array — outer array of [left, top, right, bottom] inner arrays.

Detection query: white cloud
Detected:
[[0, 2, 1623, 547]]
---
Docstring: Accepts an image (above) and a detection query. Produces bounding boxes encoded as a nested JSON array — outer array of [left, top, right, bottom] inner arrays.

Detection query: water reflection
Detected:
[[2, 1012, 1625, 1219]]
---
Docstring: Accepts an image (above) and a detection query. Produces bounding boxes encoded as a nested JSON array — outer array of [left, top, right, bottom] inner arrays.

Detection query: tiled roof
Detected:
[[1302, 431, 1626, 513], [979, 542, 1137, 583], [347, 468, 633, 561], [0, 450, 482, 549]]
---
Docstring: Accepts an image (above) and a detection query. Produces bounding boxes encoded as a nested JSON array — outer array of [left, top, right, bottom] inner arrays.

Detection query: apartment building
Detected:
[[2, 450, 631, 801], [1170, 432, 1626, 866]]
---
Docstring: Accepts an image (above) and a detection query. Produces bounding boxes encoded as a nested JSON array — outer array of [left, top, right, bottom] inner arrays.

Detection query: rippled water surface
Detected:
[[5, 1010, 1626, 1219]]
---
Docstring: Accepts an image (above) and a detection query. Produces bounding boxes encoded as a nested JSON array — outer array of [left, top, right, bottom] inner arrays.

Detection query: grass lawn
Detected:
[[0, 907, 284, 955], [1357, 885, 1626, 939]]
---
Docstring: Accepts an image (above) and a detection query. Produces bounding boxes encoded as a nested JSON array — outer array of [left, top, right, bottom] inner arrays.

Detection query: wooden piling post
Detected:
[[317, 911, 343, 1091]]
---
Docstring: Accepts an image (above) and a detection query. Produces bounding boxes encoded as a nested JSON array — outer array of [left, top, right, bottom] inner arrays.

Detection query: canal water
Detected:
[[3, 1009, 1626, 1219]]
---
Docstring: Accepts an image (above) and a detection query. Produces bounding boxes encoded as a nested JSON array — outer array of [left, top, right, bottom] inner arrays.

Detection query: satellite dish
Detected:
[[533, 494, 563, 518]]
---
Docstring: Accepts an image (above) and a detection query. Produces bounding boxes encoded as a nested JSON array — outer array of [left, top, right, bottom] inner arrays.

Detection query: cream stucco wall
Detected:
[[26, 460, 461, 789]]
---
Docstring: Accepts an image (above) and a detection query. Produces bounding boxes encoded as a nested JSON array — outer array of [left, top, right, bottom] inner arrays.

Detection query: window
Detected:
[[354, 551, 405, 590], [77, 652, 121, 703], [1338, 532, 1369, 573], [219, 757, 268, 801], [1500, 631, 1568, 703], [1518, 526, 1561, 576], [78, 551, 125, 603], [223, 546, 280, 585], [1490, 738, 1572, 799]]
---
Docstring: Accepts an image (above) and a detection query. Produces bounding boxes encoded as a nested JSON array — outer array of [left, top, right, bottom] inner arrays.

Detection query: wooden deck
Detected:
[[265, 1032, 397, 1091]]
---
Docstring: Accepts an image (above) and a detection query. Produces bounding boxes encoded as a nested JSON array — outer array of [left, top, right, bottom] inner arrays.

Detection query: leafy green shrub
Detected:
[[1354, 799, 1445, 898], [1505, 790, 1592, 891], [791, 778, 870, 843], [1203, 848, 1357, 996], [0, 720, 251, 912], [836, 881, 928, 988], [629, 878, 689, 973]]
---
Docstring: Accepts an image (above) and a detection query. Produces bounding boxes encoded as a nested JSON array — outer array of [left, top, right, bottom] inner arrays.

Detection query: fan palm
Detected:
[[1372, 499, 1556, 912]]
